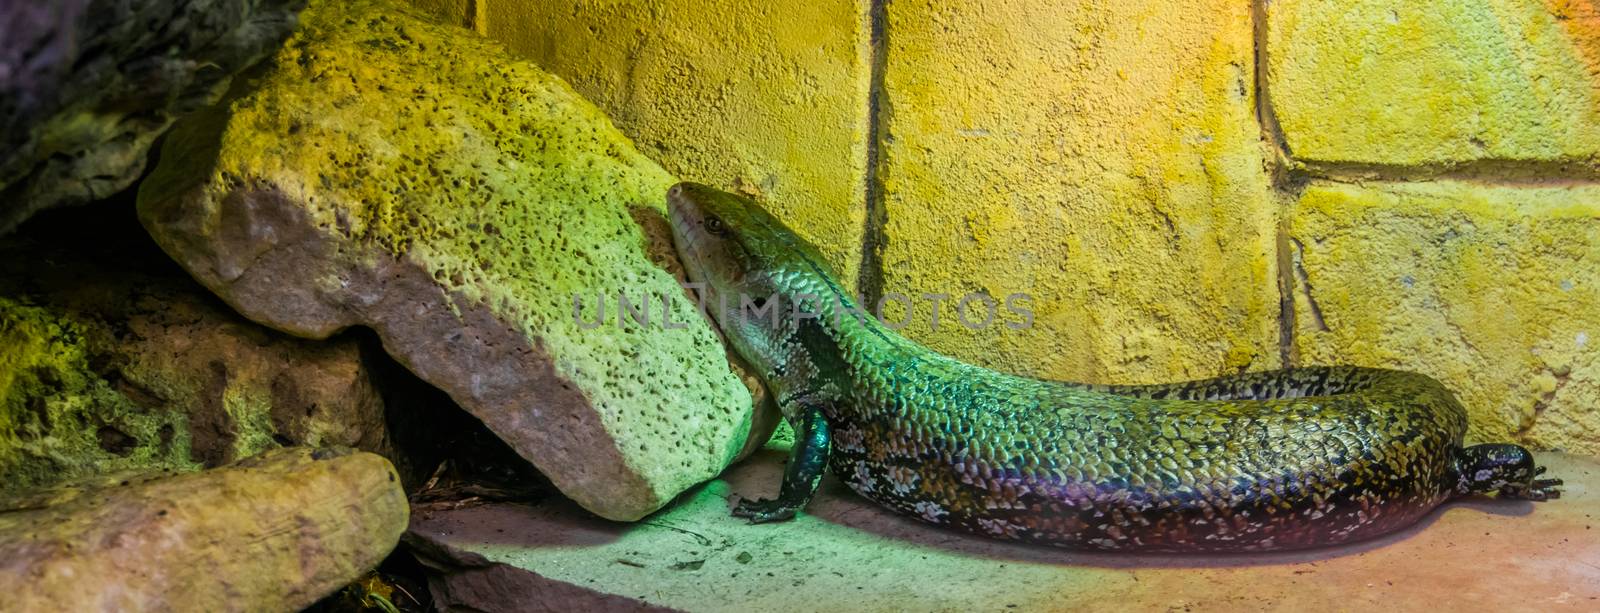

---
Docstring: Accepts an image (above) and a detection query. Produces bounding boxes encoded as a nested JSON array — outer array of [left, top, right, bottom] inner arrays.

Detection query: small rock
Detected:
[[0, 447, 408, 611], [0, 209, 395, 491], [138, 0, 772, 521]]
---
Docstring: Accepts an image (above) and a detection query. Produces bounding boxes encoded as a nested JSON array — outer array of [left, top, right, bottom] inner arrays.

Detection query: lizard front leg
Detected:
[[732, 403, 830, 523]]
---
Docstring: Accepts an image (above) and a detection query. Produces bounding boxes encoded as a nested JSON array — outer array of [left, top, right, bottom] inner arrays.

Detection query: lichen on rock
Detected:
[[0, 296, 191, 487], [139, 0, 771, 520], [0, 215, 394, 491]]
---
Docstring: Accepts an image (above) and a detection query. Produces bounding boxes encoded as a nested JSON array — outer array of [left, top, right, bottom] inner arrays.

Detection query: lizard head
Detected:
[[667, 182, 808, 296], [667, 182, 846, 382]]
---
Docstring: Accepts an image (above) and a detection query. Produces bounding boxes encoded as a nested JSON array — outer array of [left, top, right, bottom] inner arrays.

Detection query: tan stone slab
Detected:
[[1268, 0, 1600, 168], [410, 446, 1600, 612], [875, 0, 1280, 383], [1, 447, 407, 612], [1290, 181, 1600, 454]]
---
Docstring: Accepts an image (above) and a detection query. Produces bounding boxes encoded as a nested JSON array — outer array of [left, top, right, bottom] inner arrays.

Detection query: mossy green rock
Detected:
[[138, 0, 767, 521], [0, 447, 407, 611], [0, 227, 392, 491]]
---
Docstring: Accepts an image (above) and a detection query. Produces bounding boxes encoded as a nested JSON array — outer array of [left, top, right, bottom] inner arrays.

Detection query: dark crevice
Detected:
[[1274, 218, 1298, 367], [854, 0, 890, 309], [1289, 238, 1330, 333], [1254, 0, 1302, 368], [1251, 0, 1294, 184], [463, 0, 481, 31], [1272, 175, 1311, 368], [1297, 158, 1600, 186], [353, 326, 550, 497]]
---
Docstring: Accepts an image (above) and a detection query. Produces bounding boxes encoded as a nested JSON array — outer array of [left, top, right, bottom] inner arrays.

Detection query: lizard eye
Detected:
[[704, 217, 728, 236]]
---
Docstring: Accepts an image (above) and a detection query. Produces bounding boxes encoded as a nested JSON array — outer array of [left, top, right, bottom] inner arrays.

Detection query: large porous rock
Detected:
[[0, 207, 394, 491], [138, 0, 771, 521], [0, 446, 407, 611], [0, 0, 306, 234]]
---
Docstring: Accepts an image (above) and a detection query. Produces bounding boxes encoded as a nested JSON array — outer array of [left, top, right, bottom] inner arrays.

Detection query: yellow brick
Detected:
[[1268, 0, 1600, 166], [417, 0, 874, 286], [1291, 181, 1600, 454], [877, 0, 1279, 383]]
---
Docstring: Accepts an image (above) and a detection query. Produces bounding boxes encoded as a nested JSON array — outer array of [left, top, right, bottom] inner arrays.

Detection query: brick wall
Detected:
[[413, 0, 1600, 453]]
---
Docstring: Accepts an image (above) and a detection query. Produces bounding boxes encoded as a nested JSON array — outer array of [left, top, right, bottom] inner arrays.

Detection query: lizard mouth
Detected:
[[667, 183, 736, 328], [666, 183, 710, 284]]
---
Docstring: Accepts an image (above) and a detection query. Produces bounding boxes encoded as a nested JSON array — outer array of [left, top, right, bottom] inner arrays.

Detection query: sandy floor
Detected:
[[410, 450, 1600, 612]]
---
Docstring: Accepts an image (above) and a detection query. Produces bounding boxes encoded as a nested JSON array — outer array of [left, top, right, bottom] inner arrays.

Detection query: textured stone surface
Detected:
[[408, 442, 1600, 612], [0, 0, 306, 234], [411, 0, 874, 287], [0, 209, 392, 491], [1267, 0, 1600, 168], [0, 447, 407, 612], [139, 0, 769, 521], [1290, 181, 1600, 454], [406, 532, 674, 612], [875, 0, 1279, 382]]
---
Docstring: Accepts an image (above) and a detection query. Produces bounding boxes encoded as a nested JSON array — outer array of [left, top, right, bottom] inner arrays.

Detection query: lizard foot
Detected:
[[1502, 466, 1563, 501], [1458, 444, 1563, 501], [731, 497, 800, 523]]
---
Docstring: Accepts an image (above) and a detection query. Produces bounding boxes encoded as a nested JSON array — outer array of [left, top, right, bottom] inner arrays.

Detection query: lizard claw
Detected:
[[731, 497, 800, 523], [1530, 477, 1564, 501], [1518, 463, 1564, 500]]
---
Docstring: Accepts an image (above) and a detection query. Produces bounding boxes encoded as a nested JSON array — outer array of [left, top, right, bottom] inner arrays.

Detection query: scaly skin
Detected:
[[666, 182, 1562, 552]]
